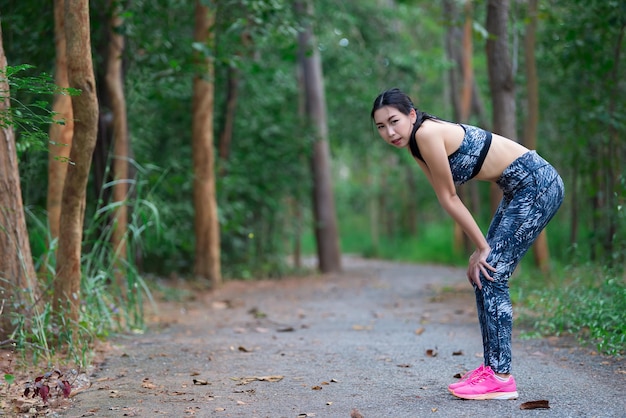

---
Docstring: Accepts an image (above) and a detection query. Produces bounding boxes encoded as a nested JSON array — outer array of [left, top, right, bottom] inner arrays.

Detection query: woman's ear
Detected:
[[409, 108, 417, 123]]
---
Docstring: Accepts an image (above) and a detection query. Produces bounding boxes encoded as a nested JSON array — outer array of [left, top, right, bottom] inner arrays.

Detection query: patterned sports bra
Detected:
[[409, 122, 492, 185]]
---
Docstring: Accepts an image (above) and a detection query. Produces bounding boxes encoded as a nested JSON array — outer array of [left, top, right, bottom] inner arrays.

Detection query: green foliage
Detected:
[[516, 266, 626, 356], [0, 64, 78, 155]]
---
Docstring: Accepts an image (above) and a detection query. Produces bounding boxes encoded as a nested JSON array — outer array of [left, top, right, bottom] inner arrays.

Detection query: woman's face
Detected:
[[373, 105, 416, 149]]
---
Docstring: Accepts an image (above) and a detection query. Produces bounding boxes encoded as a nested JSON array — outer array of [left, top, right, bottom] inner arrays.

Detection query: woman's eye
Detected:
[[391, 119, 399, 125]]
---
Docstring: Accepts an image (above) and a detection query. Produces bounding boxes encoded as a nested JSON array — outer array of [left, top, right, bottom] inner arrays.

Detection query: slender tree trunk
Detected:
[[445, 0, 476, 255], [486, 0, 515, 213], [523, 0, 550, 272], [54, 0, 99, 322], [192, 0, 221, 287], [460, 0, 473, 123], [605, 23, 625, 265], [295, 0, 341, 273], [0, 26, 39, 339], [106, 0, 129, 274], [218, 65, 239, 168], [47, 0, 74, 247]]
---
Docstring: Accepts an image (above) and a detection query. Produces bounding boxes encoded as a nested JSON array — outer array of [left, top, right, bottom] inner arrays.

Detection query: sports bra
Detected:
[[409, 122, 492, 185]]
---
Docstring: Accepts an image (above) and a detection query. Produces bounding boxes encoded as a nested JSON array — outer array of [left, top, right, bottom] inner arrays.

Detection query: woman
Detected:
[[371, 88, 564, 400]]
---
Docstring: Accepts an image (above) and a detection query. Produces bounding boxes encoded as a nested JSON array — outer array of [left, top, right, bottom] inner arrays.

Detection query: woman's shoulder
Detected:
[[417, 119, 464, 140]]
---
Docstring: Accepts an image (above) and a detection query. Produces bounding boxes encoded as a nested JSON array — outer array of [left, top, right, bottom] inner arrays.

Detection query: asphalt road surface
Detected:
[[63, 256, 625, 418]]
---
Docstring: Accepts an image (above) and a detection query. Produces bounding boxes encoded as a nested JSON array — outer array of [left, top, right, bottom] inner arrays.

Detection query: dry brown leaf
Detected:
[[415, 327, 425, 335], [352, 324, 372, 331], [311, 385, 322, 390], [520, 400, 550, 410], [193, 379, 209, 385], [232, 375, 284, 385], [351, 408, 364, 418], [452, 350, 463, 356], [426, 348, 438, 357]]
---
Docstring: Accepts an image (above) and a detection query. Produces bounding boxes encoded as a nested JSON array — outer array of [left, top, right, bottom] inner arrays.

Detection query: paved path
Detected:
[[65, 257, 625, 417]]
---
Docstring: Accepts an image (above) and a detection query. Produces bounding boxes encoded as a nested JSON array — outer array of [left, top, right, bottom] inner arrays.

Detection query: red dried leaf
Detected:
[[58, 380, 72, 398], [40, 384, 50, 403]]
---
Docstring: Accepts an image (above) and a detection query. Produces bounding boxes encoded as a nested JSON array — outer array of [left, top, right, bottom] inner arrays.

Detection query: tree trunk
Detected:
[[192, 0, 221, 287], [105, 0, 129, 276], [47, 0, 74, 247], [486, 0, 515, 213], [218, 64, 239, 169], [295, 0, 342, 273], [445, 0, 476, 255], [522, 0, 550, 273], [54, 0, 99, 322], [605, 23, 625, 265], [0, 27, 39, 339]]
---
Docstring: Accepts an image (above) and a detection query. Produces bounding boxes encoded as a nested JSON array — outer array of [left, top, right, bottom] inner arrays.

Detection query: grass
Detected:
[[514, 265, 626, 356], [6, 166, 160, 370]]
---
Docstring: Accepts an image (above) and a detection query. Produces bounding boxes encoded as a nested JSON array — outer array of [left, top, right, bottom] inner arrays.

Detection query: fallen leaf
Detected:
[[452, 350, 463, 356], [193, 379, 209, 385], [141, 378, 158, 389], [415, 327, 425, 335], [277, 326, 295, 332], [238, 346, 252, 353], [311, 385, 322, 390], [351, 408, 364, 418], [231, 375, 284, 385], [520, 400, 550, 410], [431, 407, 438, 412], [397, 364, 412, 368], [352, 324, 372, 331], [426, 349, 438, 357]]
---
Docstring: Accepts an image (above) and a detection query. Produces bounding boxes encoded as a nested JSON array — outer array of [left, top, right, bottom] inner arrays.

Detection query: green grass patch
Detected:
[[301, 217, 465, 266], [514, 265, 626, 356]]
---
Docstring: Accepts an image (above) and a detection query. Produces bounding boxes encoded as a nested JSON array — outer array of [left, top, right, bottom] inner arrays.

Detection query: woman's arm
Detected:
[[414, 125, 495, 288]]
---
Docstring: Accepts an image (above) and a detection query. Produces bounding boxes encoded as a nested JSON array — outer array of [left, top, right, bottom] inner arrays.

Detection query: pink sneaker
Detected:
[[451, 367, 519, 400], [447, 364, 485, 393]]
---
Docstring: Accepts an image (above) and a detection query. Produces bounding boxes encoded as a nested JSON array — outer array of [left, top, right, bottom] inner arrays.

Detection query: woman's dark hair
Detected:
[[371, 88, 436, 160], [370, 87, 434, 123], [370, 88, 415, 119]]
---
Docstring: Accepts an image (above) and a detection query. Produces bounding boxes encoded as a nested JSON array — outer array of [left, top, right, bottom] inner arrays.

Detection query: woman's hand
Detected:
[[467, 247, 496, 290]]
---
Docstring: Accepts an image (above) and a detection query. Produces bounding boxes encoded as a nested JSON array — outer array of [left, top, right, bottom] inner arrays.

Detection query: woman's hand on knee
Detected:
[[467, 247, 496, 290]]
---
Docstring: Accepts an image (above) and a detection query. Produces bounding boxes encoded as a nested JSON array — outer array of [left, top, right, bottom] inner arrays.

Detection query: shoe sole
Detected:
[[452, 390, 519, 400]]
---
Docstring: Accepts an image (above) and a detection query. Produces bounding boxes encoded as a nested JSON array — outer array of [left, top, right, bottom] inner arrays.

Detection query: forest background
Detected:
[[0, 0, 624, 374]]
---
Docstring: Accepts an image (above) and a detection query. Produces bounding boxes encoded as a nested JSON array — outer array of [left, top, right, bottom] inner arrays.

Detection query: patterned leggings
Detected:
[[475, 151, 564, 374]]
